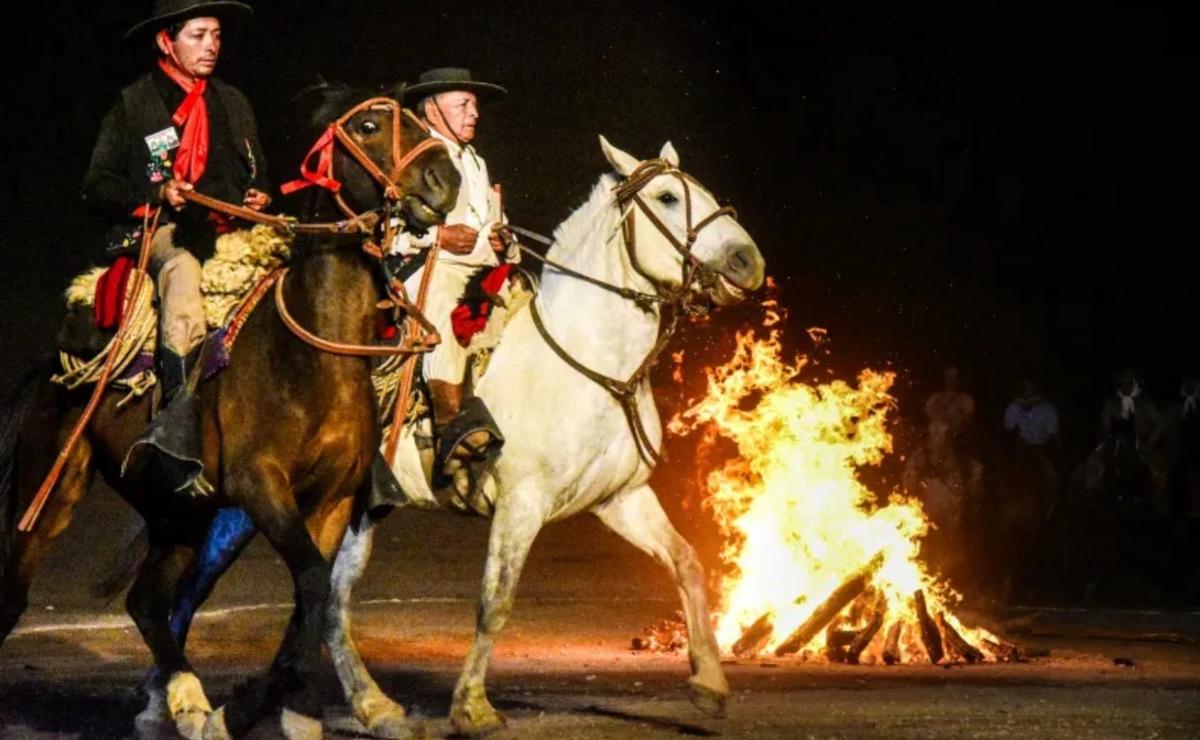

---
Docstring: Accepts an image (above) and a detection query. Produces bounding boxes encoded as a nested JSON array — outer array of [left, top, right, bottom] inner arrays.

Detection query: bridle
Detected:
[[18, 96, 450, 534], [273, 96, 448, 356], [526, 158, 741, 466]]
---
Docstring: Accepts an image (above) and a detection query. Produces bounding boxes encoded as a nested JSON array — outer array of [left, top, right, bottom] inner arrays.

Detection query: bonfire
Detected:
[[666, 320, 1019, 665]]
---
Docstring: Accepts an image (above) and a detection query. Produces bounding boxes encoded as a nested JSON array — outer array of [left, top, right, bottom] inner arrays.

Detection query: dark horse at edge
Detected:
[[0, 85, 459, 739]]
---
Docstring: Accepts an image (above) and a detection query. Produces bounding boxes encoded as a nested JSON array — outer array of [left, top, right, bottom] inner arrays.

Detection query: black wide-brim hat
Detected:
[[403, 68, 507, 101], [125, 0, 253, 42]]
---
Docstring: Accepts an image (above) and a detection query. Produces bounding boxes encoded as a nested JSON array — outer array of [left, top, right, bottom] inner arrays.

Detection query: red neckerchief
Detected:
[[155, 37, 209, 184]]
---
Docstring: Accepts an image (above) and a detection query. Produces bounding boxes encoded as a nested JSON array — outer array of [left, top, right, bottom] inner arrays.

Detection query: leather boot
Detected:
[[429, 380, 504, 467], [124, 344, 212, 496]]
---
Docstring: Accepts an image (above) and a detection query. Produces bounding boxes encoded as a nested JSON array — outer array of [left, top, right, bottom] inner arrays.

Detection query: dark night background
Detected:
[[0, 4, 1197, 562]]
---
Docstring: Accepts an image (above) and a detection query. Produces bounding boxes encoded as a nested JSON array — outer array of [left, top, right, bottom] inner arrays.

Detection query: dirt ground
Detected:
[[2, 489, 1199, 738]]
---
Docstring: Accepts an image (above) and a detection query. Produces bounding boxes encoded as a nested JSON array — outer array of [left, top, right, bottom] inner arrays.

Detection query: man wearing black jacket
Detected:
[[83, 0, 270, 495]]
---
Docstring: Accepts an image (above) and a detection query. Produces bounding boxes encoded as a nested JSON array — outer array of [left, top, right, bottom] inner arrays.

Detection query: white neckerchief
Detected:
[[428, 127, 490, 228], [1183, 389, 1199, 416], [1118, 383, 1141, 419]]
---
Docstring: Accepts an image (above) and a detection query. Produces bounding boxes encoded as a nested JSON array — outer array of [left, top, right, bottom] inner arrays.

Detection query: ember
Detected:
[[670, 329, 1018, 664], [631, 616, 688, 653]]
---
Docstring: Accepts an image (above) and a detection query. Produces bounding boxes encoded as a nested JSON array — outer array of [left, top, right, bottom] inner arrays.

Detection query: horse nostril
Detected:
[[729, 248, 751, 271]]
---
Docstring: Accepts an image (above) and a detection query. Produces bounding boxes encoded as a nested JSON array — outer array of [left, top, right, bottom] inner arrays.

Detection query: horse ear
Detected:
[[599, 135, 640, 177], [660, 141, 680, 167], [387, 81, 407, 104]]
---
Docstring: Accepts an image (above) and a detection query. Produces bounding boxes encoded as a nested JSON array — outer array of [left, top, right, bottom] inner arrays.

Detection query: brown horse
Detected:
[[0, 85, 458, 739]]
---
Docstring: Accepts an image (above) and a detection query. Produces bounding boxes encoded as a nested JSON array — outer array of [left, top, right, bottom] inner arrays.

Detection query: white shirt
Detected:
[[1004, 399, 1059, 445], [391, 127, 515, 268]]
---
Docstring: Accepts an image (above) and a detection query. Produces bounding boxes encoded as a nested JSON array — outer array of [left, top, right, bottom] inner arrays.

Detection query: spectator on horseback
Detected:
[[1100, 369, 1164, 453], [1004, 379, 1061, 450], [1003, 377, 1062, 500], [1165, 376, 1200, 517], [1099, 368, 1169, 511], [82, 0, 271, 496], [391, 68, 515, 467], [925, 366, 976, 452]]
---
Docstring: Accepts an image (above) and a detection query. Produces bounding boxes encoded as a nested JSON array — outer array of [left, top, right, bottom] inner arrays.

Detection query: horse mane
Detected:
[[292, 80, 378, 132], [551, 173, 622, 253]]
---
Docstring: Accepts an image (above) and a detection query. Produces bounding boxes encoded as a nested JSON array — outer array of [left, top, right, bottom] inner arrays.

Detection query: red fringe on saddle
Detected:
[[93, 255, 135, 330], [451, 263, 512, 347]]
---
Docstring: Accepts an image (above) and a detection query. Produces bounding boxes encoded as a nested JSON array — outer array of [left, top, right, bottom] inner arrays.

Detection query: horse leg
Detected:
[[0, 434, 93, 646], [449, 490, 545, 735], [593, 485, 728, 717], [126, 523, 213, 740], [325, 510, 409, 738], [170, 507, 257, 645], [134, 508, 257, 721], [205, 469, 353, 740]]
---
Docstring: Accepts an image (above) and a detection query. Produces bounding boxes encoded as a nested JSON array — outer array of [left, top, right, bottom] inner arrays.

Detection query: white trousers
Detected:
[[403, 259, 479, 384]]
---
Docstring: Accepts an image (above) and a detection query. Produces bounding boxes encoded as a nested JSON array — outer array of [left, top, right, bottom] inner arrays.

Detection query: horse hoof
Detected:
[[175, 711, 210, 740], [280, 707, 323, 740], [449, 696, 506, 736], [686, 678, 728, 719], [133, 686, 170, 736], [166, 672, 214, 740], [352, 690, 411, 739], [201, 707, 232, 740]]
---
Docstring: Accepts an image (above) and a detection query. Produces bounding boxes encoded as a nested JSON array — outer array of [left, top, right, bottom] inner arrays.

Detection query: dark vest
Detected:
[[120, 74, 260, 193], [102, 73, 264, 260]]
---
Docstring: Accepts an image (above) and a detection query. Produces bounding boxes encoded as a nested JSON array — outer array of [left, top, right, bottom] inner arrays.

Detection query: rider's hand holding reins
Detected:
[[243, 188, 272, 211], [489, 224, 513, 254], [159, 178, 194, 210]]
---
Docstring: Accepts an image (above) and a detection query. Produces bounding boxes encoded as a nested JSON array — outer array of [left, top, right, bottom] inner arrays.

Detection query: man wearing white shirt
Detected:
[[1004, 380, 1060, 448], [394, 68, 514, 463]]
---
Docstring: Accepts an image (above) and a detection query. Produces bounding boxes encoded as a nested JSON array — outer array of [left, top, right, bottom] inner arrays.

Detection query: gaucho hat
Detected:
[[403, 68, 507, 101], [1113, 368, 1143, 387], [125, 0, 253, 42]]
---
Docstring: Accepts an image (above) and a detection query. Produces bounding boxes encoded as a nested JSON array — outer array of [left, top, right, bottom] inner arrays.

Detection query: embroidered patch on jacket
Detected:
[[144, 126, 180, 155]]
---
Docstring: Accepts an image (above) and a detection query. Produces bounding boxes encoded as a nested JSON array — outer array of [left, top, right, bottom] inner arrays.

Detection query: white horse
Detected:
[[327, 136, 765, 735]]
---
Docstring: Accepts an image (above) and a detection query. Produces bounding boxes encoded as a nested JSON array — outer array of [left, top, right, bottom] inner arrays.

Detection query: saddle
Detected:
[[54, 225, 293, 401], [372, 264, 536, 517]]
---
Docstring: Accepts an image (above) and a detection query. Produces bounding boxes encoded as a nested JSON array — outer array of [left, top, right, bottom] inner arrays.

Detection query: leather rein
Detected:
[[526, 159, 739, 466], [185, 96, 446, 358]]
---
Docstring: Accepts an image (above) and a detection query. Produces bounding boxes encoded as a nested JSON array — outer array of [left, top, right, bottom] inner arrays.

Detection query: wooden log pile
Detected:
[[725, 556, 1022, 664], [773, 551, 885, 656]]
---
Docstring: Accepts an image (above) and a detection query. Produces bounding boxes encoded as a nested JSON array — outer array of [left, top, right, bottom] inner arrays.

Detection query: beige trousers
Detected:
[[148, 224, 207, 355], [403, 259, 477, 384]]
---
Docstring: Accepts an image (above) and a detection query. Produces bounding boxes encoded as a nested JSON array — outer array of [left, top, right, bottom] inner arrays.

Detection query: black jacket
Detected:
[[82, 69, 270, 260]]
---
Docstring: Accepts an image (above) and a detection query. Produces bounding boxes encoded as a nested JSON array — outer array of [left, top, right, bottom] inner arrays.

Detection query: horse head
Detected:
[[599, 136, 765, 306], [299, 84, 460, 230]]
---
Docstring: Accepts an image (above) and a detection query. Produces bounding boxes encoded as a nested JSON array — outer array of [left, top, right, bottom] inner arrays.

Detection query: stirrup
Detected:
[[435, 396, 505, 473]]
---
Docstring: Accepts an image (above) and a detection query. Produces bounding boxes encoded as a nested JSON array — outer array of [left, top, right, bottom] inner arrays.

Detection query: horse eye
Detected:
[[657, 192, 678, 206], [360, 120, 380, 135]]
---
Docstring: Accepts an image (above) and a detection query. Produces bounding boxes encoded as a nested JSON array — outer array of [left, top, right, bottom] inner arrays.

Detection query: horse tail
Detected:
[[0, 361, 58, 586]]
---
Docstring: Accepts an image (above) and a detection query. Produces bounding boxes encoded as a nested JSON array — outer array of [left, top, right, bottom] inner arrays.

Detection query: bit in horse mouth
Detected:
[[718, 273, 747, 299], [404, 194, 442, 228]]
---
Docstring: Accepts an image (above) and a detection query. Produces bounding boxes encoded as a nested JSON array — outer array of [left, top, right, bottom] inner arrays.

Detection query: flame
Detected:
[[671, 329, 1003, 663]]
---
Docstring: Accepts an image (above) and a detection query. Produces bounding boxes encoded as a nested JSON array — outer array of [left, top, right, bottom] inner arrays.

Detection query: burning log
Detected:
[[983, 638, 1025, 663], [631, 618, 687, 652], [936, 612, 983, 664], [823, 617, 858, 662], [774, 551, 885, 657], [845, 595, 887, 664], [732, 613, 774, 658], [913, 590, 944, 664], [882, 620, 903, 665], [826, 625, 858, 648]]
